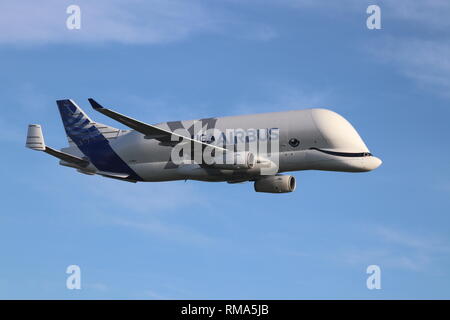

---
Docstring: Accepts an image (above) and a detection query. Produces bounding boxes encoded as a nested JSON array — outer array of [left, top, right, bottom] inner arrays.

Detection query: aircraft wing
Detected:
[[88, 98, 227, 152]]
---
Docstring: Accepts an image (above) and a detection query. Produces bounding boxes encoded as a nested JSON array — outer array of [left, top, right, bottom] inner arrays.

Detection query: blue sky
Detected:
[[1, 0, 450, 299]]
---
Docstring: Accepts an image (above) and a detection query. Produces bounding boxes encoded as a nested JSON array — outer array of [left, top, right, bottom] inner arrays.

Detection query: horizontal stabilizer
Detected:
[[45, 146, 89, 167], [26, 124, 89, 167]]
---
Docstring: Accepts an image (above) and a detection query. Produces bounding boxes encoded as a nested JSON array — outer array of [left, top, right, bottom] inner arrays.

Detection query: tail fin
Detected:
[[56, 99, 141, 180], [56, 99, 121, 147], [57, 99, 100, 146]]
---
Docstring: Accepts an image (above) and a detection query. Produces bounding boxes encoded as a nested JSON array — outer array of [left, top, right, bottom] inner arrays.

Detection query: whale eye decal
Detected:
[[289, 138, 300, 147]]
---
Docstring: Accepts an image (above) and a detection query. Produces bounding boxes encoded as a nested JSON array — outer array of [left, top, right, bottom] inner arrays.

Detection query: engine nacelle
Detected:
[[254, 175, 296, 193], [210, 151, 256, 170]]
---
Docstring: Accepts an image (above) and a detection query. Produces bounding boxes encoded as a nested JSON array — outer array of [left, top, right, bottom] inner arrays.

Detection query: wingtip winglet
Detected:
[[26, 124, 46, 151], [88, 98, 103, 110]]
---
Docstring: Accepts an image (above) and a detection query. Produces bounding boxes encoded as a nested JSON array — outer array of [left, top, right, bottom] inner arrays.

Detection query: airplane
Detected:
[[25, 99, 382, 193]]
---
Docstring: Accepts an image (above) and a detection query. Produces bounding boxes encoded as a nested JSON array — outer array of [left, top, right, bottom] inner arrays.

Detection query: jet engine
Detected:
[[210, 151, 256, 170], [254, 175, 296, 193]]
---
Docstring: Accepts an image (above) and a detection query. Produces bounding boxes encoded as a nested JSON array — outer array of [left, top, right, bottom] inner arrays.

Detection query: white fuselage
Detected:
[[61, 108, 382, 182]]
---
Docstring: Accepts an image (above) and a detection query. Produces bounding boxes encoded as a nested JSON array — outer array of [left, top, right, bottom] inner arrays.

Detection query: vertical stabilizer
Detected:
[[57, 99, 123, 147], [55, 99, 141, 180]]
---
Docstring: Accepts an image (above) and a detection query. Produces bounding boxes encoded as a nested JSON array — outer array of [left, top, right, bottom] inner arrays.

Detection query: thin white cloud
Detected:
[[17, 149, 214, 246], [82, 179, 216, 245], [84, 282, 109, 292], [340, 225, 450, 272], [375, 1, 450, 99], [231, 83, 332, 115], [143, 289, 165, 299], [262, 0, 450, 98], [0, 0, 275, 45], [342, 248, 431, 272], [111, 217, 214, 245], [326, 0, 450, 99], [88, 180, 204, 213], [371, 38, 450, 98], [375, 225, 450, 254], [382, 0, 450, 30], [272, 0, 450, 30], [0, 0, 216, 44]]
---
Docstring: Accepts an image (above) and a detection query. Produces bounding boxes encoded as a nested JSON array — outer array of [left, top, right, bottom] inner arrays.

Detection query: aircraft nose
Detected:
[[364, 156, 382, 171]]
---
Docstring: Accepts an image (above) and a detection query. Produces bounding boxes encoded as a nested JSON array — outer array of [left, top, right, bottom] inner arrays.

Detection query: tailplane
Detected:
[[26, 124, 89, 167]]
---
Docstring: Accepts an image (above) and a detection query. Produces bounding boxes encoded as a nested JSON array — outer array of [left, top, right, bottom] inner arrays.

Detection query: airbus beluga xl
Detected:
[[26, 99, 382, 193]]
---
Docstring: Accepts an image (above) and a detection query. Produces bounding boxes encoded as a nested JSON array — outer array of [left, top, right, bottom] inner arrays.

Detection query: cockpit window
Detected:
[[310, 147, 372, 157]]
